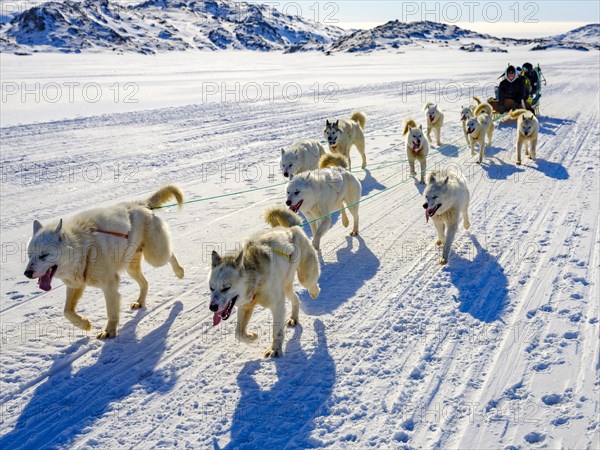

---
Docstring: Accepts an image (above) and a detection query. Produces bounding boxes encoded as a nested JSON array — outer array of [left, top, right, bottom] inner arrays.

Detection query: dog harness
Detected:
[[273, 249, 292, 261], [92, 228, 129, 239]]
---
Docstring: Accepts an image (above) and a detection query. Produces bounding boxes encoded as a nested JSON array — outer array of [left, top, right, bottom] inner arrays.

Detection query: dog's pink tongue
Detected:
[[425, 210, 430, 223], [38, 274, 52, 292], [213, 313, 222, 327]]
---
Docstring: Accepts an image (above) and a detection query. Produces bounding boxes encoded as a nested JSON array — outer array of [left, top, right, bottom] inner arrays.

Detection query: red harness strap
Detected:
[[92, 228, 129, 239]]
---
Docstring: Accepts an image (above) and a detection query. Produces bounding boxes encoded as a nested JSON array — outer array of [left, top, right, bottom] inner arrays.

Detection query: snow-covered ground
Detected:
[[1, 48, 599, 449]]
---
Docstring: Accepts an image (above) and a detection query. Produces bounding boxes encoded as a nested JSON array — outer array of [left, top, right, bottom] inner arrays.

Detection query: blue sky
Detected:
[[253, 1, 600, 37]]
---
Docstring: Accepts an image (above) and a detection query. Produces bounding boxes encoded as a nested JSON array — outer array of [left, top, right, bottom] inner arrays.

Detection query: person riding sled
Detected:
[[497, 65, 527, 113]]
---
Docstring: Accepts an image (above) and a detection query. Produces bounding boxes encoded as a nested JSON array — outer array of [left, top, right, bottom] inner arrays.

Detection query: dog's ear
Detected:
[[235, 251, 244, 268], [326, 119, 330, 126], [335, 120, 339, 126], [443, 176, 449, 184], [33, 220, 43, 234], [419, 124, 423, 130], [429, 175, 436, 184], [211, 250, 222, 268], [281, 148, 285, 155], [54, 219, 62, 234]]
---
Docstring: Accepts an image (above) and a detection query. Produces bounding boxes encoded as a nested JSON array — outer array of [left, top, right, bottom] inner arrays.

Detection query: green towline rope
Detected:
[[154, 116, 503, 212]]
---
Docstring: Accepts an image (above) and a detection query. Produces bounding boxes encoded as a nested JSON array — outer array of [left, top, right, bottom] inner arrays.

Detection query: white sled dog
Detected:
[[280, 139, 327, 179], [24, 186, 185, 339], [209, 206, 320, 357], [423, 103, 444, 146], [402, 118, 430, 184], [460, 96, 483, 146], [423, 170, 471, 264], [509, 109, 539, 165], [323, 111, 367, 170], [286, 154, 361, 250], [466, 100, 495, 164]]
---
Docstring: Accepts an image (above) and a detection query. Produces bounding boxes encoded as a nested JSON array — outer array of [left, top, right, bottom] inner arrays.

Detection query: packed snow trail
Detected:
[[0, 50, 598, 449]]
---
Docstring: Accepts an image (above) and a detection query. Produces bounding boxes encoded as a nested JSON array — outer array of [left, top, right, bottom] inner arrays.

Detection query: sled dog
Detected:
[[423, 171, 471, 264], [24, 186, 185, 338], [285, 154, 361, 250], [509, 109, 539, 165], [323, 111, 367, 170], [466, 100, 495, 164], [424, 103, 445, 146], [280, 139, 327, 179], [209, 206, 320, 357], [460, 97, 480, 146], [403, 118, 430, 184]]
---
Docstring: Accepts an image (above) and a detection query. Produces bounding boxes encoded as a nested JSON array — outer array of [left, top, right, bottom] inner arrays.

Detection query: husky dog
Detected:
[[285, 154, 361, 250], [402, 118, 430, 184], [280, 139, 327, 179], [460, 98, 480, 147], [466, 100, 495, 164], [209, 206, 320, 357], [509, 109, 539, 165], [323, 111, 367, 170], [24, 186, 185, 339], [423, 171, 471, 264], [423, 103, 444, 146]]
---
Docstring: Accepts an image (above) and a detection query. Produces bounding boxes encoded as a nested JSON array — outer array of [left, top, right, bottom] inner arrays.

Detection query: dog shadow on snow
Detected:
[[219, 320, 335, 450], [303, 235, 379, 314], [445, 234, 508, 322], [360, 169, 386, 196], [0, 302, 182, 449]]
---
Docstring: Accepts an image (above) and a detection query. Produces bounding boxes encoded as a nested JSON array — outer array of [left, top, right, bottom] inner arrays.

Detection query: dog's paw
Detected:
[[286, 317, 298, 327], [309, 285, 320, 299], [81, 317, 92, 331], [361, 163, 367, 170], [438, 257, 448, 265], [436, 239, 443, 246], [96, 329, 116, 339], [464, 221, 471, 230], [175, 267, 184, 279], [409, 171, 417, 177], [264, 347, 282, 358], [516, 160, 522, 165], [350, 231, 359, 237], [419, 179, 425, 185], [130, 301, 145, 310]]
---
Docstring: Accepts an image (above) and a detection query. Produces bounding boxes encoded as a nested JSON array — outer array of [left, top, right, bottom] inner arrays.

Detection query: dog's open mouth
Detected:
[[429, 115, 435, 123], [425, 204, 441, 222], [412, 142, 421, 151], [289, 199, 303, 213], [467, 128, 474, 135], [38, 265, 58, 292], [213, 295, 238, 327]]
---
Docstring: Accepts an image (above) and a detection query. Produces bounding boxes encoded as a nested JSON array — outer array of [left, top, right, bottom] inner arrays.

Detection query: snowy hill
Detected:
[[0, 0, 345, 53], [327, 20, 507, 53], [553, 23, 600, 44], [326, 20, 599, 53]]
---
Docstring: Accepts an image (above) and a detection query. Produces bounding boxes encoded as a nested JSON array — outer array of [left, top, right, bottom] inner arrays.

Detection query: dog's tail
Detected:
[[423, 102, 434, 111], [402, 118, 418, 136], [319, 153, 349, 169], [291, 228, 321, 299], [474, 102, 493, 117], [147, 185, 184, 210], [509, 108, 531, 119], [263, 206, 303, 228], [473, 96, 482, 105], [350, 111, 367, 130]]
